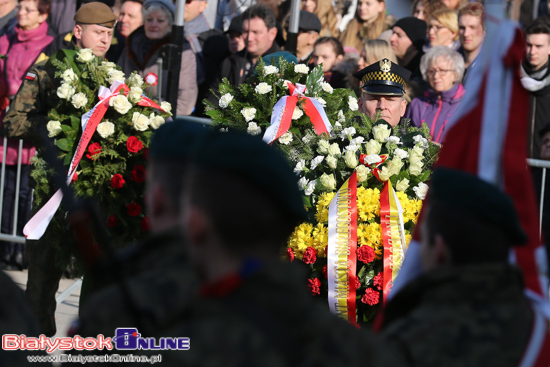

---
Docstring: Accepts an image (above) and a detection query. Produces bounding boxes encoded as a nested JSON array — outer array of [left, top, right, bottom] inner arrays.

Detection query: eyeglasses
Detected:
[[428, 24, 447, 32], [17, 6, 39, 13], [427, 69, 454, 76]]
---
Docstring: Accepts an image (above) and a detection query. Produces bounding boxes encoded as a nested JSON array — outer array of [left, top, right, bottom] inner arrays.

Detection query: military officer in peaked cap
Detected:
[[2, 2, 117, 337], [353, 58, 412, 127]]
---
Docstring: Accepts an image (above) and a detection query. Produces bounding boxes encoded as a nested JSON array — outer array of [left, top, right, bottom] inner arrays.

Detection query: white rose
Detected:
[[107, 69, 126, 85], [132, 112, 149, 131], [294, 160, 306, 174], [378, 166, 391, 181], [148, 113, 165, 129], [348, 96, 358, 111], [298, 176, 309, 190], [292, 106, 303, 120], [305, 180, 317, 196], [387, 157, 404, 176], [264, 65, 279, 75], [294, 64, 309, 74], [76, 48, 94, 63], [279, 131, 293, 145], [337, 110, 345, 123], [160, 101, 172, 115], [317, 140, 330, 154], [219, 93, 233, 108], [413, 135, 429, 148], [409, 150, 424, 166], [366, 139, 381, 155], [127, 73, 144, 88], [409, 162, 424, 176], [96, 120, 115, 138], [255, 82, 272, 95], [396, 178, 410, 192], [317, 97, 327, 107], [334, 122, 342, 128], [281, 79, 291, 89], [350, 137, 364, 145], [46, 120, 62, 137], [345, 144, 360, 152], [372, 124, 391, 143], [57, 83, 75, 100], [344, 150, 358, 169], [328, 143, 341, 157], [128, 86, 143, 103], [247, 122, 262, 136], [326, 155, 338, 169], [394, 148, 409, 159], [386, 136, 402, 144], [321, 82, 333, 94], [356, 165, 371, 182], [411, 146, 425, 157], [109, 95, 133, 114], [413, 182, 429, 200], [363, 154, 382, 165], [241, 107, 256, 122], [99, 61, 117, 71], [340, 127, 356, 140], [62, 69, 78, 83], [310, 156, 325, 170], [71, 92, 88, 109], [319, 173, 336, 191]]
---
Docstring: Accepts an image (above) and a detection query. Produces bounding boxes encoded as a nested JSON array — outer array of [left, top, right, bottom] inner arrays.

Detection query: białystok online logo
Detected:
[[2, 328, 190, 353]]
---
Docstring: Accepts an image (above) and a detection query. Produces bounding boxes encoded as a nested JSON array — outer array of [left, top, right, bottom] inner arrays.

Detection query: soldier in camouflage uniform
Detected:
[[2, 2, 116, 337], [380, 167, 537, 367]]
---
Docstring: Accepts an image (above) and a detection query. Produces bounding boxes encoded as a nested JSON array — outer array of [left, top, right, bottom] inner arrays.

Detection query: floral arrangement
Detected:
[[31, 48, 171, 270], [206, 57, 439, 326]]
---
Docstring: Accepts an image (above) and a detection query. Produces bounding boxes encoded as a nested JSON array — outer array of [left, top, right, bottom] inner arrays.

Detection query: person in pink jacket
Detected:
[[0, 0, 52, 270]]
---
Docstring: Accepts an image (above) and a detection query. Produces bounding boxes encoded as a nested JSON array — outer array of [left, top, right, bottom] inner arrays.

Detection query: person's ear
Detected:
[[73, 24, 83, 40], [268, 26, 277, 42], [400, 98, 407, 117]]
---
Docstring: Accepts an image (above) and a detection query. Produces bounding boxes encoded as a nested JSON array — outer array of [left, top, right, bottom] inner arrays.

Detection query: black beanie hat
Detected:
[[393, 17, 427, 50]]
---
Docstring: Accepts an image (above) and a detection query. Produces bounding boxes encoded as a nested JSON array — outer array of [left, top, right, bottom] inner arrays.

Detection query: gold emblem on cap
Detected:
[[380, 59, 391, 73]]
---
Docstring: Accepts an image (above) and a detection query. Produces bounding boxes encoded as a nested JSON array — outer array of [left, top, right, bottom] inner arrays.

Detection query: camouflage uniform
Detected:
[[135, 260, 397, 367], [2, 57, 66, 336], [75, 227, 198, 337], [380, 264, 534, 367]]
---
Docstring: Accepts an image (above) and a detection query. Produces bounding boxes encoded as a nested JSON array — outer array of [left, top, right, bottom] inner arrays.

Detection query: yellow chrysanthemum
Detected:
[[396, 191, 422, 224], [357, 187, 381, 222], [315, 192, 335, 223], [312, 223, 328, 257], [288, 223, 314, 260]]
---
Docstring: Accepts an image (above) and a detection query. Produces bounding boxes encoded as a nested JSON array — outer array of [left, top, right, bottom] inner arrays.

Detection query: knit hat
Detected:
[[143, 0, 176, 20], [393, 17, 427, 50]]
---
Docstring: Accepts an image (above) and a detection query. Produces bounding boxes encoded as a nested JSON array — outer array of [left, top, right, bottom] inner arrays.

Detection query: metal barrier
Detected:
[[0, 137, 26, 245], [527, 158, 550, 236]]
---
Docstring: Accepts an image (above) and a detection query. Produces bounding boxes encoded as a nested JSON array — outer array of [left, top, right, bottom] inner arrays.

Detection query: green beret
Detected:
[[192, 131, 308, 224], [74, 2, 117, 28], [149, 118, 210, 160], [430, 167, 527, 245]]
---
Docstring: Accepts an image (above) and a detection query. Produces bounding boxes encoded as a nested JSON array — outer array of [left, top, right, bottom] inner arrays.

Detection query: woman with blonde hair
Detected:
[[357, 39, 396, 70], [301, 0, 339, 37], [427, 8, 459, 49], [339, 0, 388, 52]]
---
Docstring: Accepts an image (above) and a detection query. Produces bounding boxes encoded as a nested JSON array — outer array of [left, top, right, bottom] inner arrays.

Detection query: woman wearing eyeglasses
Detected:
[[427, 8, 460, 50], [405, 46, 465, 143]]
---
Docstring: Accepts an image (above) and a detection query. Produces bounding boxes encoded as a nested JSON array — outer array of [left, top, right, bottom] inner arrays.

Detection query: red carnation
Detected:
[[302, 247, 317, 265], [127, 136, 143, 153], [140, 216, 151, 231], [287, 248, 295, 262], [86, 142, 102, 160], [131, 165, 146, 183], [106, 215, 117, 228], [307, 278, 321, 296], [126, 202, 142, 216], [322, 265, 327, 279], [355, 277, 362, 289], [361, 288, 380, 306], [373, 272, 383, 290], [357, 245, 375, 264], [111, 174, 125, 189], [71, 171, 78, 183]]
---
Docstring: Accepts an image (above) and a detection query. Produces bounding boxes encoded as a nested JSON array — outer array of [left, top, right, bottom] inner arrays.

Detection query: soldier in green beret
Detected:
[[353, 58, 411, 127], [2, 1, 116, 337], [380, 167, 536, 367]]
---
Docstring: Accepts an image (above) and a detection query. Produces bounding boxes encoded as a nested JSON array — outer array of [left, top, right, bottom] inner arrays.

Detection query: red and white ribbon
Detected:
[[23, 80, 164, 240], [263, 82, 332, 144]]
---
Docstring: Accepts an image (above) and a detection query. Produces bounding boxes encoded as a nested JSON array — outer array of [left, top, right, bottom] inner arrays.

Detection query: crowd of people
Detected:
[[1, 0, 550, 364]]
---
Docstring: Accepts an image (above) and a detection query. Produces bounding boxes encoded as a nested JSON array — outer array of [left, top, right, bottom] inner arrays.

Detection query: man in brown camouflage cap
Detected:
[[2, 2, 116, 337]]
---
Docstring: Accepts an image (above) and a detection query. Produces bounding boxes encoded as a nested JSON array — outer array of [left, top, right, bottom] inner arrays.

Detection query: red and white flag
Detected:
[[389, 18, 550, 365]]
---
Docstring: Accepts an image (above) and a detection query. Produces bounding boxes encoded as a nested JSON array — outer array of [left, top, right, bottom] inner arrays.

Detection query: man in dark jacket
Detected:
[[521, 17, 550, 158]]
